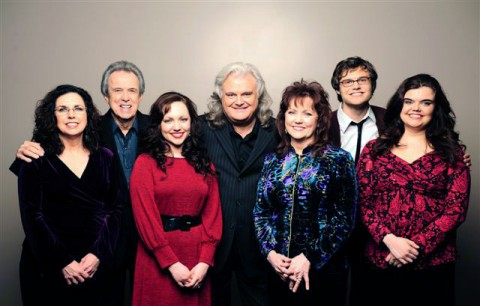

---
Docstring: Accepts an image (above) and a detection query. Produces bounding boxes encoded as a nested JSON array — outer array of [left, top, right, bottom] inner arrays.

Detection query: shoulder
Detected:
[[98, 147, 114, 158], [371, 105, 386, 118], [18, 155, 50, 176], [371, 105, 386, 112], [199, 114, 218, 132], [323, 145, 354, 163], [135, 111, 150, 130], [136, 153, 156, 164], [330, 109, 339, 118], [365, 138, 377, 150]]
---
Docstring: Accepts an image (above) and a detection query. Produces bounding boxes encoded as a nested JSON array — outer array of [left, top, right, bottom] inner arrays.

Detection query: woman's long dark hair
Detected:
[[275, 80, 331, 157], [32, 84, 100, 155], [141, 91, 214, 176], [373, 74, 464, 163]]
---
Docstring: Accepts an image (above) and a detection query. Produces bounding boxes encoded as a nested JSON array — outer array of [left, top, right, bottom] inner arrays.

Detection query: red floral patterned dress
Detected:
[[357, 139, 470, 269]]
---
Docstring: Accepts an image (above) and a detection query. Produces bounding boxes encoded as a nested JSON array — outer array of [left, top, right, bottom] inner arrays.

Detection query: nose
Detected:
[[294, 114, 303, 123], [412, 102, 421, 111], [67, 108, 76, 118], [173, 121, 181, 130], [121, 91, 129, 101], [234, 95, 245, 105]]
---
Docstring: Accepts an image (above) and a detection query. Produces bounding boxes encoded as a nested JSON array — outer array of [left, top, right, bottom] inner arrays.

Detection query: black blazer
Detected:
[[328, 105, 386, 147], [200, 116, 278, 272], [100, 110, 150, 268]]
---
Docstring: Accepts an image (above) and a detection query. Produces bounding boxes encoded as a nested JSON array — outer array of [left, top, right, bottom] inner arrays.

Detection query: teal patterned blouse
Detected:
[[253, 145, 357, 270]]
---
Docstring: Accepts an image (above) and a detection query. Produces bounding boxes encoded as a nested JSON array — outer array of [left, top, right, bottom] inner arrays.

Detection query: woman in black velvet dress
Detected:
[[17, 85, 123, 306]]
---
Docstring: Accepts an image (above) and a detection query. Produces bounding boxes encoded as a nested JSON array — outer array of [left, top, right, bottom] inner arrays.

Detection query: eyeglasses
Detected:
[[55, 106, 86, 115], [340, 77, 371, 87]]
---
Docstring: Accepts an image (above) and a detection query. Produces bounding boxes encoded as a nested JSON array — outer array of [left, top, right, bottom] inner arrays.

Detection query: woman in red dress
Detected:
[[357, 74, 470, 306], [130, 92, 222, 306]]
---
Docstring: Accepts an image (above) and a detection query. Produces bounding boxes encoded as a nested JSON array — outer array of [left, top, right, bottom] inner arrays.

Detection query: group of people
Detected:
[[11, 57, 470, 306]]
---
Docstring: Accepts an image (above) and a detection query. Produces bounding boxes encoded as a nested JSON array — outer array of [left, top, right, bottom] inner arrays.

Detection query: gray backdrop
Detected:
[[1, 1, 479, 305]]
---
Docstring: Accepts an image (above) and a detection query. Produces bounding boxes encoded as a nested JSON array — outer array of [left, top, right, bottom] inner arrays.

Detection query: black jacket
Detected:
[[200, 116, 278, 272]]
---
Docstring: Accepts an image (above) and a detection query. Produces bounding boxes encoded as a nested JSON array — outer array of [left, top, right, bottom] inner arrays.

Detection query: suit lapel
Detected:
[[213, 125, 240, 172], [101, 110, 117, 152], [240, 124, 273, 174]]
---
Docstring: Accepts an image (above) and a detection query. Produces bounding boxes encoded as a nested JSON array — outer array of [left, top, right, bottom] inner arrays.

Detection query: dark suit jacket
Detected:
[[328, 105, 386, 147], [100, 110, 150, 269], [200, 116, 278, 273]]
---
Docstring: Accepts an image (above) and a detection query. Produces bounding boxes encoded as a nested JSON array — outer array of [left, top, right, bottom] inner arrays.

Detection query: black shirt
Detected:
[[227, 120, 260, 170]]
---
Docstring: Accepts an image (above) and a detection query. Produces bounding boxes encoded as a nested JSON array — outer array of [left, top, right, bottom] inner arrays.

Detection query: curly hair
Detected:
[[275, 80, 331, 158], [206, 62, 273, 128], [32, 84, 101, 155], [373, 73, 464, 164], [141, 91, 215, 176], [331, 56, 378, 102]]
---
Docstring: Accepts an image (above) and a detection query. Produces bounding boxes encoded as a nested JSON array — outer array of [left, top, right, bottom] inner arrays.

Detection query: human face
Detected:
[[161, 101, 191, 156], [55, 92, 87, 140], [400, 86, 435, 132], [104, 70, 143, 125], [338, 68, 373, 109], [285, 97, 318, 152], [221, 73, 259, 127]]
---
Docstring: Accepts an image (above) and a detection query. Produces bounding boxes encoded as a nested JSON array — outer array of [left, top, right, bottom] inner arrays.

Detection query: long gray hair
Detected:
[[206, 62, 273, 127]]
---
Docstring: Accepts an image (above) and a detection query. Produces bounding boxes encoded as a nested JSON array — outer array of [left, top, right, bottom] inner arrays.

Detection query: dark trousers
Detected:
[[211, 241, 268, 306], [267, 262, 348, 306], [362, 262, 455, 306], [20, 241, 135, 306]]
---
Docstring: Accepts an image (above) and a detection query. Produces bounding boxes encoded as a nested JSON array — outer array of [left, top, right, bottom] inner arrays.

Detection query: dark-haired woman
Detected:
[[130, 92, 222, 306], [17, 85, 122, 305], [253, 80, 357, 306], [357, 74, 470, 306]]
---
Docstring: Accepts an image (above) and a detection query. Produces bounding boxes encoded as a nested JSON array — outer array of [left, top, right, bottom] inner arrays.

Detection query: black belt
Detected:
[[161, 214, 201, 232]]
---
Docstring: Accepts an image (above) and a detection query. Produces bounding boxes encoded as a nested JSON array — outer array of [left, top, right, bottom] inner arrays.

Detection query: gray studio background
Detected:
[[1, 1, 478, 305]]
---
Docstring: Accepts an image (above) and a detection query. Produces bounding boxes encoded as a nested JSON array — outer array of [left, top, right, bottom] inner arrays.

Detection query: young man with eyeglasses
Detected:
[[325, 56, 384, 306], [329, 56, 385, 164]]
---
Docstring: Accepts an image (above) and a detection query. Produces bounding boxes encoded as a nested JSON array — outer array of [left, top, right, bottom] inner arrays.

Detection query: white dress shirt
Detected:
[[337, 103, 379, 161]]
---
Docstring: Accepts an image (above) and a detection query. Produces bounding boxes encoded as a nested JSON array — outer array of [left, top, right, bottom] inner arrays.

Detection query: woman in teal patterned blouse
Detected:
[[253, 80, 357, 306]]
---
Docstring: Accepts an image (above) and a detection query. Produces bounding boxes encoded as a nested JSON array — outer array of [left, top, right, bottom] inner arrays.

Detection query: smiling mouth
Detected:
[[408, 114, 423, 118], [291, 126, 305, 131], [171, 133, 185, 138], [120, 105, 132, 109]]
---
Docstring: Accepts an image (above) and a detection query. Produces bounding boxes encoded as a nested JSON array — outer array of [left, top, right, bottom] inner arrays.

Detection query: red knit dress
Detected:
[[130, 154, 222, 306]]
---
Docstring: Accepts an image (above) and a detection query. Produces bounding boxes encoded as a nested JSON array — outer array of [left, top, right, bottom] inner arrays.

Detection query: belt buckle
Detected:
[[180, 215, 192, 231]]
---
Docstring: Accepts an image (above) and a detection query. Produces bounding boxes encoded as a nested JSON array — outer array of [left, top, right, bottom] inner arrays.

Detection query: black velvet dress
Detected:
[[17, 148, 122, 306]]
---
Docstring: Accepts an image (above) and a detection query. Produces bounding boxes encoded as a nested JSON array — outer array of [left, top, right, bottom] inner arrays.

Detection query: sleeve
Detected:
[[18, 159, 74, 271], [89, 150, 124, 263], [357, 141, 393, 244], [9, 158, 23, 176], [129, 155, 179, 269], [253, 154, 277, 258], [410, 151, 471, 254], [198, 169, 223, 266], [314, 151, 357, 268]]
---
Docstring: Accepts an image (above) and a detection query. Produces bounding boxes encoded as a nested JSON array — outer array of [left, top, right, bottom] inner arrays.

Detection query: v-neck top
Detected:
[[357, 139, 470, 269], [17, 147, 123, 272]]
